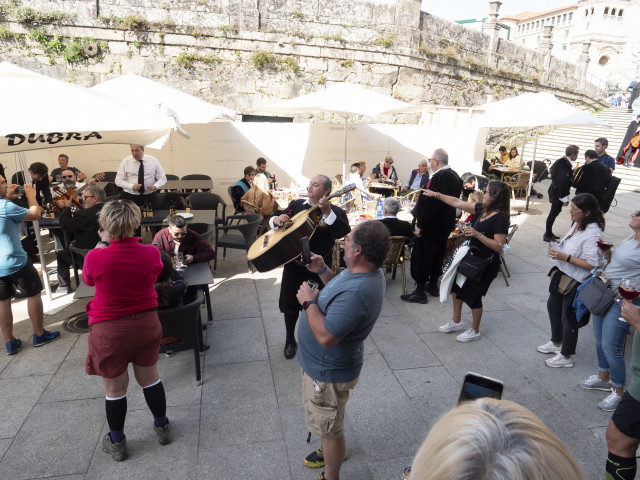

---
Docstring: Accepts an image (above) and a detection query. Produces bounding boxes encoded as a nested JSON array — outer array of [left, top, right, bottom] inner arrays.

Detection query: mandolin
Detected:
[[247, 183, 356, 272], [52, 172, 105, 211]]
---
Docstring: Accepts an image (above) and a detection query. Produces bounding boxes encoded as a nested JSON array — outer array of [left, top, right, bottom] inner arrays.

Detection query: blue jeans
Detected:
[[592, 300, 635, 387]]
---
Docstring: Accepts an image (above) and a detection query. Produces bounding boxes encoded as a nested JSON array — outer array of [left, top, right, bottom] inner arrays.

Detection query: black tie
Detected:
[[137, 160, 145, 194]]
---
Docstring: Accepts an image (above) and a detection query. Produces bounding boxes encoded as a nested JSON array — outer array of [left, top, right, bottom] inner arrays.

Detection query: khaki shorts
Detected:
[[301, 370, 359, 438]]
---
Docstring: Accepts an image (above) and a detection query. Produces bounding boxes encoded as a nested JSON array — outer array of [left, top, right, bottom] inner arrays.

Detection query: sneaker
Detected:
[[154, 419, 171, 445], [5, 338, 22, 356], [33, 329, 60, 347], [545, 353, 573, 368], [537, 341, 562, 354], [579, 374, 612, 392], [304, 446, 348, 469], [315, 472, 326, 480], [456, 328, 481, 343], [439, 319, 466, 333], [55, 285, 70, 294], [543, 233, 556, 242], [598, 389, 623, 412], [102, 433, 128, 461]]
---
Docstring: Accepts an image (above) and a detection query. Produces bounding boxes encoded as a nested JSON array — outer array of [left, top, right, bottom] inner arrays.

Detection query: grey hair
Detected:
[[433, 148, 449, 165], [99, 200, 141, 241], [84, 186, 106, 203], [383, 197, 401, 215], [410, 398, 585, 480]]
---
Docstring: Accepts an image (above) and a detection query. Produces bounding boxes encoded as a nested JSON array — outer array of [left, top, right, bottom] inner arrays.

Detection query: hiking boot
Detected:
[[456, 328, 481, 343], [545, 353, 573, 368], [537, 341, 561, 354], [5, 338, 22, 356], [304, 446, 348, 469], [33, 329, 60, 347], [102, 433, 128, 461], [439, 319, 466, 333], [154, 418, 172, 445], [579, 374, 612, 392], [598, 389, 623, 412]]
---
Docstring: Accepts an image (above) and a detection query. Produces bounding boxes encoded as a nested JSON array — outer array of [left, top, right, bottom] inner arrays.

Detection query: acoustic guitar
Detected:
[[52, 172, 105, 211], [247, 183, 356, 272]]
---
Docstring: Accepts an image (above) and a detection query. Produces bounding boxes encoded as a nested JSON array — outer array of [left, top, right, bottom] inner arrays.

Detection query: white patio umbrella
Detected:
[[0, 62, 176, 298], [258, 83, 414, 178], [91, 73, 237, 147], [471, 92, 611, 209]]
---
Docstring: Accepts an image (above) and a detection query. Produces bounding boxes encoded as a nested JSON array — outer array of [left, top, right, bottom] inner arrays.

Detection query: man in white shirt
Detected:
[[345, 163, 376, 202], [115, 144, 167, 207]]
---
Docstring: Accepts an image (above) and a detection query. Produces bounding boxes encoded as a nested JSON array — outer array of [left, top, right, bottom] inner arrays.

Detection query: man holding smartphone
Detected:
[[0, 177, 60, 355], [295, 221, 390, 480]]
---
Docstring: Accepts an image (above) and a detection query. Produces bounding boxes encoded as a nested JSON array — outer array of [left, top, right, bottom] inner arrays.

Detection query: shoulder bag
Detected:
[[578, 274, 617, 316], [549, 267, 579, 295], [457, 246, 492, 283]]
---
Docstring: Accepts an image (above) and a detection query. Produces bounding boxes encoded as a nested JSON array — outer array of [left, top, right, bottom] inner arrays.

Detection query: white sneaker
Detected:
[[456, 328, 481, 343], [579, 374, 612, 392], [598, 389, 623, 412], [537, 341, 562, 354], [545, 353, 573, 368], [439, 319, 466, 333]]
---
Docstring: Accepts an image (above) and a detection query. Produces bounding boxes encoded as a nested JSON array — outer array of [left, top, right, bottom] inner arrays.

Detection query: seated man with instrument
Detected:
[[269, 175, 351, 359], [49, 154, 87, 183], [152, 215, 215, 266], [53, 186, 105, 293], [51, 169, 88, 212]]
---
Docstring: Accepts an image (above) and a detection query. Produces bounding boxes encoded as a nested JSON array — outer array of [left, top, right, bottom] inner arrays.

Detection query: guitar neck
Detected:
[[69, 173, 104, 199]]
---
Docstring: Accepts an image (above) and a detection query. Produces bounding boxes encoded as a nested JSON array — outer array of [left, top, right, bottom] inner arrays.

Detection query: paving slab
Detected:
[[0, 375, 52, 438], [205, 316, 267, 365]]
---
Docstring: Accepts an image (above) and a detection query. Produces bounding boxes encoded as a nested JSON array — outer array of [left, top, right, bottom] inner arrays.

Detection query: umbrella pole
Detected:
[[343, 117, 347, 180], [525, 130, 539, 211], [17, 152, 52, 300]]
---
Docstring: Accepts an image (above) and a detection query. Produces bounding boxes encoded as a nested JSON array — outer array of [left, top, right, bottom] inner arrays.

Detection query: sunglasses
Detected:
[[632, 211, 640, 217], [61, 175, 74, 179]]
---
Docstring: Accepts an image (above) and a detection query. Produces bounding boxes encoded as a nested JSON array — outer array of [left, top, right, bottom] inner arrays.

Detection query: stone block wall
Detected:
[[0, 0, 607, 121]]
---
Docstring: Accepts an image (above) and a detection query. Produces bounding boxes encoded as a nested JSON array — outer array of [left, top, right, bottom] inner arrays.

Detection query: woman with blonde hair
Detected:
[[409, 398, 585, 480], [83, 199, 168, 461]]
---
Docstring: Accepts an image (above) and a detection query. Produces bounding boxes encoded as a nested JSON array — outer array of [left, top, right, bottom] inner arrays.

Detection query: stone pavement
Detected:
[[0, 183, 638, 480]]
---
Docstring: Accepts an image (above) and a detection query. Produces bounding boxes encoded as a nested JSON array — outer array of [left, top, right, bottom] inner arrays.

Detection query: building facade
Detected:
[[501, 0, 640, 90]]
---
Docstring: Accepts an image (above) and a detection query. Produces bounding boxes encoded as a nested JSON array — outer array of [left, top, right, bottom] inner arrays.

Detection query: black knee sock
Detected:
[[284, 313, 298, 343], [143, 380, 167, 426], [105, 396, 127, 442], [606, 452, 637, 480]]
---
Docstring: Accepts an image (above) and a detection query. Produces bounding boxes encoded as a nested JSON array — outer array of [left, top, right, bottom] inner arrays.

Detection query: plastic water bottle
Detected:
[[376, 198, 383, 219]]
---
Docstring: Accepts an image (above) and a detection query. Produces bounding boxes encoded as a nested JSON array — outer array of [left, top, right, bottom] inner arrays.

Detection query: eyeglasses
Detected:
[[482, 189, 488, 194], [82, 195, 95, 200], [632, 211, 640, 217], [61, 175, 74, 179]]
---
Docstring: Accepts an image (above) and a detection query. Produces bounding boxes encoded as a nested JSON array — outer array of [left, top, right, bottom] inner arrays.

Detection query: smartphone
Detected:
[[300, 236, 311, 265], [15, 186, 25, 195], [458, 372, 504, 404]]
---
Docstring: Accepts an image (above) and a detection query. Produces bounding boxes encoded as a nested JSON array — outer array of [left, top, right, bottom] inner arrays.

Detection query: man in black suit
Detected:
[[52, 186, 105, 293], [544, 145, 578, 242], [270, 175, 351, 359], [379, 197, 413, 242], [401, 148, 462, 304], [573, 149, 611, 206]]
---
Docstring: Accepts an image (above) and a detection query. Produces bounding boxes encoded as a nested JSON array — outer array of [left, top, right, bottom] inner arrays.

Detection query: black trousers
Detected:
[[55, 249, 82, 287], [410, 233, 448, 289], [547, 282, 580, 356], [545, 199, 564, 236], [119, 191, 157, 207]]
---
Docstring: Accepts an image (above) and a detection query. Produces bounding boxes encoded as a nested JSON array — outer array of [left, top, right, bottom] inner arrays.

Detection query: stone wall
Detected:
[[0, 0, 608, 121]]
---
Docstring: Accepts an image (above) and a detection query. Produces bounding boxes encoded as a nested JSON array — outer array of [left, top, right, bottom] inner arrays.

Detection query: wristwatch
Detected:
[[302, 300, 317, 310], [97, 240, 110, 247]]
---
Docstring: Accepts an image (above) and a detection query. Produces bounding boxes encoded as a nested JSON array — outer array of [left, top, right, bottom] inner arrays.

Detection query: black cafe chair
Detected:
[[214, 214, 262, 271], [181, 174, 212, 192], [187, 192, 227, 241]]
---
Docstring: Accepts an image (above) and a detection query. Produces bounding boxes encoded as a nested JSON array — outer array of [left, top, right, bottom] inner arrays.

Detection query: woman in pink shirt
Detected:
[[83, 199, 168, 461]]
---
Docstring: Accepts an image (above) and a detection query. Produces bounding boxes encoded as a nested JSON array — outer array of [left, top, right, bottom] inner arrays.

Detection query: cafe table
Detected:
[[369, 182, 398, 197]]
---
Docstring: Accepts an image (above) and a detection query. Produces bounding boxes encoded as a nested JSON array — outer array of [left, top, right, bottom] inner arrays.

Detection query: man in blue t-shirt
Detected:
[[0, 176, 60, 355], [595, 137, 616, 172], [296, 221, 390, 480]]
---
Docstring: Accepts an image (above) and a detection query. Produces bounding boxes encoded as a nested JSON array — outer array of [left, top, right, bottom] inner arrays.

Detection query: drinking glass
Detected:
[[597, 236, 614, 252], [55, 175, 62, 183], [307, 280, 319, 291], [175, 252, 185, 270], [618, 278, 640, 322], [548, 242, 558, 259]]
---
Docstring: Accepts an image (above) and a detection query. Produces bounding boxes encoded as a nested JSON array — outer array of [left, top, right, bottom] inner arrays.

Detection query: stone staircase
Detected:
[[524, 107, 640, 193]]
